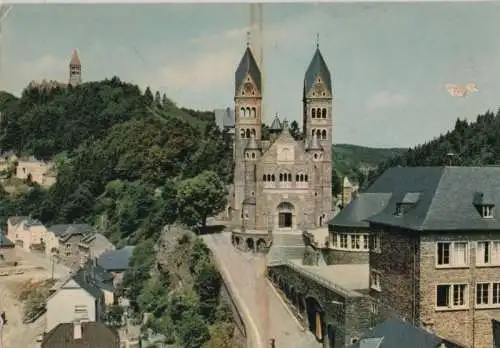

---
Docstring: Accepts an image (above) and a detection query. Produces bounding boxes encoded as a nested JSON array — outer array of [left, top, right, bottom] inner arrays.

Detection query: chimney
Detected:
[[73, 321, 82, 340]]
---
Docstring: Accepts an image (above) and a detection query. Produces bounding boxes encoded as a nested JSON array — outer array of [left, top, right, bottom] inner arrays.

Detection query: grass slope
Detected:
[[332, 144, 407, 177]]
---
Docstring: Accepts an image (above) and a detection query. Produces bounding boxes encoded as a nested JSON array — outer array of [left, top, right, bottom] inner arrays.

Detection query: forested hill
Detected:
[[332, 144, 406, 179], [0, 78, 233, 244], [366, 109, 500, 187]]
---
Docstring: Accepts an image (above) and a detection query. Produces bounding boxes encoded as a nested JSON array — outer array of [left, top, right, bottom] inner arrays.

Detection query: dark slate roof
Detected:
[[0, 232, 14, 248], [82, 263, 114, 292], [365, 166, 500, 231], [71, 268, 104, 300], [214, 107, 235, 129], [57, 224, 94, 242], [304, 47, 332, 95], [97, 246, 134, 272], [41, 322, 120, 348], [493, 319, 500, 348], [270, 114, 283, 132], [348, 316, 444, 348], [235, 46, 261, 94], [329, 193, 392, 228]]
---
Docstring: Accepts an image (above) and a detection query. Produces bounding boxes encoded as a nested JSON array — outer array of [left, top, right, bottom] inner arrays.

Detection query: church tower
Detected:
[[69, 49, 82, 87], [233, 41, 262, 227], [303, 40, 333, 222]]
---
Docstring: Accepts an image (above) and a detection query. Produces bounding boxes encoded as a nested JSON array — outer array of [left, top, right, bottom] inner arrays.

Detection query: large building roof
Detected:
[[331, 166, 500, 232]]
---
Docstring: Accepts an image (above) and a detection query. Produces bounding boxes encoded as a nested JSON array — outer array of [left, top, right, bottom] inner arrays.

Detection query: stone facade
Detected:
[[231, 45, 333, 234], [268, 264, 379, 347]]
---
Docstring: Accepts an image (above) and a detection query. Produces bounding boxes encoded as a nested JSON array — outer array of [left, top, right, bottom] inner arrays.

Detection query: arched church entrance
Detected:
[[277, 202, 294, 229], [305, 297, 324, 342]]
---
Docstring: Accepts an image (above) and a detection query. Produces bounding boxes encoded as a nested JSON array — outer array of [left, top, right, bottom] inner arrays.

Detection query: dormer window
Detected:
[[473, 192, 495, 219], [395, 192, 421, 216], [482, 205, 494, 218]]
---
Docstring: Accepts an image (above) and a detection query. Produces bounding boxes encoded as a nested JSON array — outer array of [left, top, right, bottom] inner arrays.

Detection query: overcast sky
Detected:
[[2, 3, 500, 148]]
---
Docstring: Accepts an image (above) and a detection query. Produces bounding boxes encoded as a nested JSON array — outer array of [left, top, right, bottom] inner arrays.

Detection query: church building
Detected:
[[231, 41, 334, 234]]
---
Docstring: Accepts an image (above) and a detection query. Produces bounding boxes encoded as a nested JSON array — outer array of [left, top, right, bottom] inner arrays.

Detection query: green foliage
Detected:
[[177, 171, 227, 227], [105, 305, 124, 327], [22, 289, 45, 322], [194, 263, 222, 323], [367, 111, 500, 188]]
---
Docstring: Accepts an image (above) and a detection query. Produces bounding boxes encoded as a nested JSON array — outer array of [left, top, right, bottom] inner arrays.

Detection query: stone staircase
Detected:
[[267, 231, 306, 265]]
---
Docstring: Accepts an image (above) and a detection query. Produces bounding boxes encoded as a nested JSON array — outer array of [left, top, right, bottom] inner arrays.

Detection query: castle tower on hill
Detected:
[[231, 39, 334, 232], [68, 49, 82, 87]]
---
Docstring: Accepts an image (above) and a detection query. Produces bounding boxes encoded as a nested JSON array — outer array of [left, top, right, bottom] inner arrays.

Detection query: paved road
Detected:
[[203, 232, 321, 348]]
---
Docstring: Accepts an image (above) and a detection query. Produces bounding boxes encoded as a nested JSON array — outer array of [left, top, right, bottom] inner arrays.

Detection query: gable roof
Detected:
[[304, 47, 332, 95], [362, 166, 500, 231], [235, 46, 261, 93], [7, 216, 30, 225], [329, 193, 392, 228], [53, 224, 94, 242], [348, 316, 445, 348], [41, 322, 119, 348], [97, 246, 135, 271], [68, 268, 104, 300]]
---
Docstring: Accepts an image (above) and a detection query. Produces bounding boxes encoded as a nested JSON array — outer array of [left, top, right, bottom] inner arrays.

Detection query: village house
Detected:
[[45, 224, 95, 268], [97, 246, 135, 286], [348, 166, 500, 348], [6, 216, 46, 251], [78, 233, 115, 267], [15, 156, 56, 187], [45, 267, 105, 333], [41, 321, 120, 348]]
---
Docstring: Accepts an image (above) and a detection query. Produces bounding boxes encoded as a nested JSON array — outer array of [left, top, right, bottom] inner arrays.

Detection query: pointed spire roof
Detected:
[[304, 46, 332, 95], [70, 49, 81, 66], [245, 133, 260, 150], [307, 134, 323, 151], [235, 46, 261, 94], [269, 113, 283, 132]]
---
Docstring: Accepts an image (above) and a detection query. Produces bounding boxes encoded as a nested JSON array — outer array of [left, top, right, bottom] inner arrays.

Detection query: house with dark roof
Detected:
[[339, 166, 500, 348], [78, 233, 115, 267], [347, 316, 464, 348], [97, 246, 134, 285], [45, 267, 105, 333], [328, 192, 392, 265], [41, 321, 120, 348], [45, 224, 95, 268]]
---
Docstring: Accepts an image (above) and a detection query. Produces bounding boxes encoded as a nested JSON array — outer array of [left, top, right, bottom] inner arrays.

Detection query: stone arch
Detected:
[[257, 239, 266, 252], [305, 296, 325, 342], [316, 129, 321, 138], [240, 107, 245, 118], [245, 107, 251, 118], [321, 129, 327, 140], [316, 108, 321, 117], [246, 238, 254, 251], [312, 108, 316, 118], [251, 128, 256, 137], [251, 107, 256, 118], [245, 129, 251, 138], [322, 108, 327, 118], [297, 292, 306, 315], [277, 202, 295, 229]]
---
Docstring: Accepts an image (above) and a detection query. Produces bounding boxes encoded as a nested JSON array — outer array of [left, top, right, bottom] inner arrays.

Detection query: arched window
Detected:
[[251, 128, 256, 137], [288, 173, 292, 182], [312, 109, 316, 118], [322, 130, 327, 140], [267, 174, 271, 181], [240, 128, 246, 138], [305, 174, 309, 182], [300, 174, 304, 182], [263, 174, 267, 181], [316, 129, 321, 137], [279, 173, 283, 181], [251, 107, 256, 118], [296, 174, 300, 181], [311, 129, 315, 136], [317, 108, 321, 117], [246, 129, 251, 138], [271, 174, 275, 181], [245, 107, 251, 118], [251, 152, 256, 159], [322, 108, 327, 118], [240, 107, 245, 118]]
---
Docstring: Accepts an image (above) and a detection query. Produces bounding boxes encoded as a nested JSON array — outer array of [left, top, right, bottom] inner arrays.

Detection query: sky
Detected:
[[2, 2, 500, 148]]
